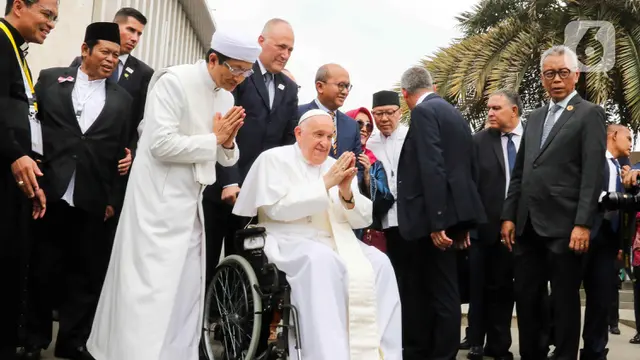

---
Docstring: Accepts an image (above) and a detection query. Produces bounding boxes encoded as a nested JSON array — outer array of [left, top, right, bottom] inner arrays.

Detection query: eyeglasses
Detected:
[[34, 3, 58, 24], [223, 62, 254, 77], [357, 120, 374, 131], [322, 81, 352, 92], [542, 68, 572, 80], [372, 108, 400, 118]]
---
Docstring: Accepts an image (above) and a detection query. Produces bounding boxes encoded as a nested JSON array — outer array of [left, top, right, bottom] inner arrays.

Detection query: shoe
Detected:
[[459, 337, 470, 350], [54, 345, 95, 360], [467, 346, 483, 360], [630, 333, 640, 344], [609, 325, 621, 335]]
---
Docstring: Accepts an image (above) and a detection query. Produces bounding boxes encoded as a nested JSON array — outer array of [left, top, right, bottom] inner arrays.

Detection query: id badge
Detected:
[[28, 99, 43, 155]]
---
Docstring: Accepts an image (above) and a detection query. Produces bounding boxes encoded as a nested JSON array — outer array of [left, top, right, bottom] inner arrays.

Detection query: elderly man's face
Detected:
[[372, 105, 400, 136], [295, 115, 334, 165], [541, 54, 579, 102]]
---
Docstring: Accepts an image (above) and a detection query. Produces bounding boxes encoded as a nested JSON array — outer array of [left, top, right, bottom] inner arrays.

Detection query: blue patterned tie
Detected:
[[505, 133, 516, 174]]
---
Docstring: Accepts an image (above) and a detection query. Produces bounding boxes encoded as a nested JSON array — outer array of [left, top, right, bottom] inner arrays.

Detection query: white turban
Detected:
[[299, 109, 332, 125], [210, 29, 261, 63]]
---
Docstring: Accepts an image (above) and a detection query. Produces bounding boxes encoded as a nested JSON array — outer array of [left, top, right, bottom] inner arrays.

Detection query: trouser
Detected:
[[514, 220, 583, 360], [26, 201, 109, 351], [634, 267, 640, 331], [468, 238, 514, 357], [0, 168, 33, 359], [581, 224, 619, 359], [386, 226, 464, 360]]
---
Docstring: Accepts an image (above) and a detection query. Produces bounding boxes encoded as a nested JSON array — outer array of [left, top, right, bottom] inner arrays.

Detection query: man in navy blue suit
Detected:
[[298, 64, 362, 171], [202, 18, 299, 277]]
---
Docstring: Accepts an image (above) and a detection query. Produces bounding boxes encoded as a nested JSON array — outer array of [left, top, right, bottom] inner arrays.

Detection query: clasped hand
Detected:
[[213, 106, 245, 148], [323, 152, 358, 196]]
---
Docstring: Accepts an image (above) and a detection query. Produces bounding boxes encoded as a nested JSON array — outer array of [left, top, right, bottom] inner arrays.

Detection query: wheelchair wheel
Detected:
[[202, 255, 263, 360]]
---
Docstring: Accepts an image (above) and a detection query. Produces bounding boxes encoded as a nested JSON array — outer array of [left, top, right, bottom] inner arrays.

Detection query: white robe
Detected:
[[87, 60, 239, 360], [233, 144, 402, 360]]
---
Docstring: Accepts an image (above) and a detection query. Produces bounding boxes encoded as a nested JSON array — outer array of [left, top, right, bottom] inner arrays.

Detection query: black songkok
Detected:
[[84, 22, 121, 45], [372, 90, 400, 108]]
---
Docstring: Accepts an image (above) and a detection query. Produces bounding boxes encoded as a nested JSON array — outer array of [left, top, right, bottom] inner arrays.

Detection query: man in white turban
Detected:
[[87, 28, 262, 360], [234, 109, 402, 360]]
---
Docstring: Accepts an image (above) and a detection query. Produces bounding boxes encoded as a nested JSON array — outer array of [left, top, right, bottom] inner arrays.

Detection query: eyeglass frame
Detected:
[[542, 68, 573, 80], [223, 61, 254, 77], [320, 81, 353, 93], [372, 107, 400, 119], [31, 2, 58, 24]]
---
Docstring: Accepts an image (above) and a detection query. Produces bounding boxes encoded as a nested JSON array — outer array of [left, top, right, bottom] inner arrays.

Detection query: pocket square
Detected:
[[58, 76, 74, 83]]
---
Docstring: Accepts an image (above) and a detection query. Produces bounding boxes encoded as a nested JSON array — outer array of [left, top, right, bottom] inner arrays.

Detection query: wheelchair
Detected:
[[201, 226, 303, 360]]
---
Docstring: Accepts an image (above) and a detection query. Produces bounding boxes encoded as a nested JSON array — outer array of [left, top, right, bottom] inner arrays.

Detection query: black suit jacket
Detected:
[[34, 67, 132, 216], [397, 93, 486, 241], [501, 94, 606, 238], [203, 62, 299, 202], [473, 127, 518, 244], [70, 54, 153, 149]]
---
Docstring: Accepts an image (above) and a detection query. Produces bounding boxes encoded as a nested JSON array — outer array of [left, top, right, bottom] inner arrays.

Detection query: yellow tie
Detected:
[[329, 110, 337, 156]]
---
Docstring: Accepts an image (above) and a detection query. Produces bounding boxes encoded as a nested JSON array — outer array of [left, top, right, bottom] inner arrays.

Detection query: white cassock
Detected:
[[233, 144, 402, 360], [87, 60, 239, 360]]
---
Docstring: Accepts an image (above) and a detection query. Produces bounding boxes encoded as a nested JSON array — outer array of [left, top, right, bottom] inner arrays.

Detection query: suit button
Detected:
[[437, 211, 442, 215], [72, 155, 77, 159], [533, 163, 538, 168], [81, 136, 86, 140]]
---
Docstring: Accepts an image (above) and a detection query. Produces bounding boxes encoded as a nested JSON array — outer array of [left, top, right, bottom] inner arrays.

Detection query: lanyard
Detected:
[[0, 21, 37, 111]]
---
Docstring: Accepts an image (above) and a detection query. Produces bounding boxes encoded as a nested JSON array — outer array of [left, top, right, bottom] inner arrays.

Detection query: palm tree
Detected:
[[399, 0, 640, 132]]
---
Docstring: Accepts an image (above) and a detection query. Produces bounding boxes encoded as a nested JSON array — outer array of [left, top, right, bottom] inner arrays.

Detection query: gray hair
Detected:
[[400, 67, 434, 95], [540, 45, 579, 71], [489, 88, 523, 117]]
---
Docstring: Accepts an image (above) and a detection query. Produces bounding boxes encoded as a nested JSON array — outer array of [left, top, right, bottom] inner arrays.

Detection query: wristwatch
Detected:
[[341, 193, 354, 204]]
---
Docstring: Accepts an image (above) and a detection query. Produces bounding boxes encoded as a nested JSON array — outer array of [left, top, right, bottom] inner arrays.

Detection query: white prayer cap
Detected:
[[210, 28, 261, 63], [298, 109, 332, 125]]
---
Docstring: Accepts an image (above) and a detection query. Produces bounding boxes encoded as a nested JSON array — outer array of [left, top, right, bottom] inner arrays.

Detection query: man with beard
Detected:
[[0, 1, 57, 358]]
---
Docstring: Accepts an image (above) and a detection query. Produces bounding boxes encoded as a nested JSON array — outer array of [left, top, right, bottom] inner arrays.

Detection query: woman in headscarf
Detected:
[[345, 107, 393, 252]]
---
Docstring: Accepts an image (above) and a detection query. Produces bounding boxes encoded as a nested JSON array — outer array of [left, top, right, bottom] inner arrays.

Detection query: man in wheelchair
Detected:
[[233, 109, 402, 360]]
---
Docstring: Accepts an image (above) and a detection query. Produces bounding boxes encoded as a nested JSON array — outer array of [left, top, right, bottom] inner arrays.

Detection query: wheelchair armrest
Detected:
[[234, 226, 267, 253]]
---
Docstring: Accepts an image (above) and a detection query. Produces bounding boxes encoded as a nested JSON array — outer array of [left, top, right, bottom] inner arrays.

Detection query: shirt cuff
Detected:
[[598, 191, 607, 203], [223, 183, 239, 189]]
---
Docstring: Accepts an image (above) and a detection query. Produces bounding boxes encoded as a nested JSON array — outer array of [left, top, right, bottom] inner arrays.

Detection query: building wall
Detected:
[[27, 0, 214, 77]]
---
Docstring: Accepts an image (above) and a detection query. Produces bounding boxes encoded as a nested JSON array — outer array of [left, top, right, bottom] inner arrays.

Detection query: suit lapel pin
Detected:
[[124, 73, 130, 79], [278, 84, 285, 90], [58, 76, 74, 83], [125, 67, 134, 74], [567, 105, 574, 111]]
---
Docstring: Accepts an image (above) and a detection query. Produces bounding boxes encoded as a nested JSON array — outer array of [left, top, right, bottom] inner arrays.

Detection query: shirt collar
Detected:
[[199, 59, 219, 91], [606, 150, 615, 160], [314, 98, 335, 114], [257, 58, 268, 76], [501, 119, 523, 136], [549, 90, 578, 110], [417, 91, 434, 105], [119, 54, 129, 65], [76, 67, 105, 84]]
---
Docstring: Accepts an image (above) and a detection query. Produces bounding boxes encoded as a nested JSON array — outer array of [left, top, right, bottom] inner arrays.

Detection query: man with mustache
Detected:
[[0, 0, 57, 358], [24, 22, 133, 360], [203, 18, 299, 274]]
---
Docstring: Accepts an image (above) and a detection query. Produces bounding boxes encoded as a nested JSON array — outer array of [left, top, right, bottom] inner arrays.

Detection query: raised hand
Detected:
[[338, 152, 358, 194], [323, 152, 354, 190], [213, 106, 245, 145]]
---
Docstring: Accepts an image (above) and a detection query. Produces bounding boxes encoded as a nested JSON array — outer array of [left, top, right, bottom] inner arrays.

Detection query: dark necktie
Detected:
[[505, 133, 516, 174], [109, 60, 120, 83], [611, 158, 622, 232]]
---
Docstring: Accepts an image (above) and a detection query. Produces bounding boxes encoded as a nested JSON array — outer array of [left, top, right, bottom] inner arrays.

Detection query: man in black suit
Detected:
[[580, 124, 631, 360], [297, 63, 362, 168], [396, 66, 485, 360], [1, 1, 58, 358], [500, 45, 607, 360], [25, 23, 132, 360], [468, 89, 523, 360], [202, 18, 298, 274]]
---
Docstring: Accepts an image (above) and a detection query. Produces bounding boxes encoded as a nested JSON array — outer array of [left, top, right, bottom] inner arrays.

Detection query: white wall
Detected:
[[26, 0, 211, 77]]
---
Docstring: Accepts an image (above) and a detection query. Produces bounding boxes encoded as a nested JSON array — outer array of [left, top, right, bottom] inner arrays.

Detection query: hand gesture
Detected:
[[338, 153, 358, 194], [358, 154, 371, 172], [31, 188, 46, 219], [623, 169, 640, 189], [213, 106, 245, 145], [11, 155, 43, 199], [500, 220, 516, 252], [118, 148, 132, 175], [430, 230, 453, 250], [569, 225, 590, 253], [104, 205, 115, 221], [323, 152, 355, 190], [221, 185, 241, 205]]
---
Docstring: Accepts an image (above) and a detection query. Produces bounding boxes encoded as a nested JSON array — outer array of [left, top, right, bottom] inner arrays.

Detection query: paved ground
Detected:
[[41, 322, 640, 360]]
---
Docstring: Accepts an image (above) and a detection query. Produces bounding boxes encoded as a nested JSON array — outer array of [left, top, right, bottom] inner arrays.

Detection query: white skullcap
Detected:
[[299, 109, 332, 125], [210, 28, 261, 63]]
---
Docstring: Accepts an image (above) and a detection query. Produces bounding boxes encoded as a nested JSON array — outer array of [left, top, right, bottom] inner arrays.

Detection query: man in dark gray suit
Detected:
[[500, 45, 607, 360]]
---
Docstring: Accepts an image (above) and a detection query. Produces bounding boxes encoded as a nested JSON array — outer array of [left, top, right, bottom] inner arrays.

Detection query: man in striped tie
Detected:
[[500, 45, 607, 360], [581, 124, 632, 360]]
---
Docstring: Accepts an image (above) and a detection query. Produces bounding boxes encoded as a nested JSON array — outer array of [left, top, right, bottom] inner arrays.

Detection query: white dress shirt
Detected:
[[501, 121, 523, 197], [546, 90, 578, 124], [62, 68, 106, 206], [115, 53, 129, 80]]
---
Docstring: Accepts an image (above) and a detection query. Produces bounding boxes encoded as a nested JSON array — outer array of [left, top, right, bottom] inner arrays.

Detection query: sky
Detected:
[[205, 0, 480, 111]]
